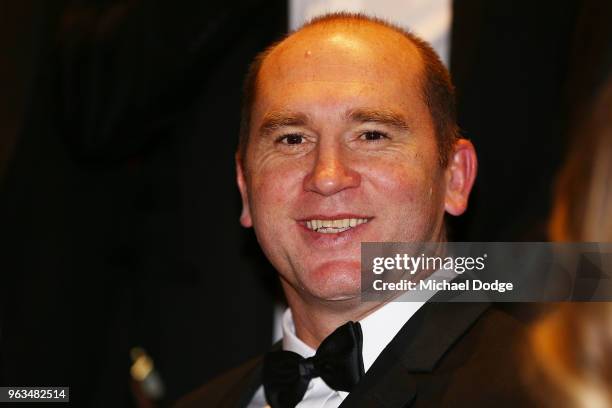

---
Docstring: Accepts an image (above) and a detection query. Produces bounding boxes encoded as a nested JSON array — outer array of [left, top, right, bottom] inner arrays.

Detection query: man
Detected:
[[177, 13, 537, 408]]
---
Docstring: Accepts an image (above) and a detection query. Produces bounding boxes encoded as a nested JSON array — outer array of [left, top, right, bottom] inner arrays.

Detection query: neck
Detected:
[[282, 229, 448, 348], [282, 283, 388, 349]]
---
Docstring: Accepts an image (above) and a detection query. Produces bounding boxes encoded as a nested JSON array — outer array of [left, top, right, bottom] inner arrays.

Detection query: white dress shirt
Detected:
[[248, 299, 425, 408]]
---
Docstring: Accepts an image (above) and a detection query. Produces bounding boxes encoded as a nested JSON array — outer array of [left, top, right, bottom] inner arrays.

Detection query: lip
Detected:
[[296, 214, 374, 249], [296, 213, 373, 222]]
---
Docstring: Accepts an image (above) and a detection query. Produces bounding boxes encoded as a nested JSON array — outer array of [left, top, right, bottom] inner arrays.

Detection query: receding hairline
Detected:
[[238, 12, 458, 168], [242, 14, 428, 145], [259, 13, 424, 80]]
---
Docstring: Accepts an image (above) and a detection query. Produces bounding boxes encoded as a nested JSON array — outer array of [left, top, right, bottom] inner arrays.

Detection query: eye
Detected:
[[360, 131, 389, 141], [276, 133, 305, 145]]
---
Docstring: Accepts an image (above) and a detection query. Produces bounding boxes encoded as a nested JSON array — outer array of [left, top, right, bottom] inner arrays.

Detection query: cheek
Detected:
[[361, 158, 434, 203], [359, 152, 445, 239], [249, 162, 305, 218]]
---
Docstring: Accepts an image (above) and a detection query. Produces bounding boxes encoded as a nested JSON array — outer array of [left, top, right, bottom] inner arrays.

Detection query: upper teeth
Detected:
[[305, 218, 369, 233]]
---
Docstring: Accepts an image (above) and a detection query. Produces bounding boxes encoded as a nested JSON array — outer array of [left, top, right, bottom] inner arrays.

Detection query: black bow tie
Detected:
[[263, 321, 365, 408]]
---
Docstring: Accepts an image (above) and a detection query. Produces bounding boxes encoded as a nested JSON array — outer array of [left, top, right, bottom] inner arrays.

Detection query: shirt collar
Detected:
[[359, 267, 458, 369], [282, 308, 317, 358], [281, 268, 454, 371], [281, 299, 425, 373], [359, 300, 424, 371]]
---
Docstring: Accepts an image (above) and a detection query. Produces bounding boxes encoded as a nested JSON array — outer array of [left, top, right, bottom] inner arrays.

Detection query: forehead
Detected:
[[255, 23, 426, 118]]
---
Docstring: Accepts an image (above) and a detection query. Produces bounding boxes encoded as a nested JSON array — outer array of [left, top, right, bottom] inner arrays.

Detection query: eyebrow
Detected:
[[259, 111, 311, 135], [346, 108, 411, 131], [257, 108, 411, 135]]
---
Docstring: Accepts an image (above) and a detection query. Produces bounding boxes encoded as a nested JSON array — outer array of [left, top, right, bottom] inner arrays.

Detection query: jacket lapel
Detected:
[[234, 362, 264, 408], [340, 301, 491, 408], [222, 341, 283, 407]]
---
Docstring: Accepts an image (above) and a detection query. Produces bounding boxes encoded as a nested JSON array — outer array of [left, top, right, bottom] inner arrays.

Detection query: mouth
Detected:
[[301, 217, 371, 234]]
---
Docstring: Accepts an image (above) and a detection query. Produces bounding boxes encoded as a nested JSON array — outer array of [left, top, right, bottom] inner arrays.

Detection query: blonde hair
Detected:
[[527, 78, 612, 408], [528, 303, 612, 408], [549, 79, 612, 242]]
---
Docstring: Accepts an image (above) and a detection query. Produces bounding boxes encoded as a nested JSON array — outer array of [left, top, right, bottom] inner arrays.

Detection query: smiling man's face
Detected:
[[237, 23, 461, 303]]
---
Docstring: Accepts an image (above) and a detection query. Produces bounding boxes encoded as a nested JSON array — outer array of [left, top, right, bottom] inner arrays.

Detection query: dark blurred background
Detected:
[[0, 0, 610, 407], [0, 1, 286, 406]]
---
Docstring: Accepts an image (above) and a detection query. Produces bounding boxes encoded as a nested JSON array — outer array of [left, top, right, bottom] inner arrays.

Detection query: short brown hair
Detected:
[[238, 13, 459, 167]]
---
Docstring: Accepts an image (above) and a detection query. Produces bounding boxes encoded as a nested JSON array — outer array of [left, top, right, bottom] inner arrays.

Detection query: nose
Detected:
[[303, 145, 361, 196]]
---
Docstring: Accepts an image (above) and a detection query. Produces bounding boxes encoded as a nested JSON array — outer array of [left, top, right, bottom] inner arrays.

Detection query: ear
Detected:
[[444, 139, 477, 216], [236, 154, 253, 228]]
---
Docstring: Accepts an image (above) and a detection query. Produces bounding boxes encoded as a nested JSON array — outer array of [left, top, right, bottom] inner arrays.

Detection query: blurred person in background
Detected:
[[526, 77, 612, 408]]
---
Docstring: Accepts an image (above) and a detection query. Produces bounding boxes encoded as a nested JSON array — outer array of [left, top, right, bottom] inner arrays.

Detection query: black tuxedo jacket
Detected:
[[175, 302, 543, 407]]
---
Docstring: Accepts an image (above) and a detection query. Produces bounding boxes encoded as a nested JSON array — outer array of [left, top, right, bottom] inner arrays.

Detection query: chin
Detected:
[[299, 260, 362, 301]]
